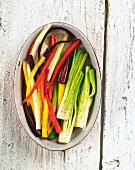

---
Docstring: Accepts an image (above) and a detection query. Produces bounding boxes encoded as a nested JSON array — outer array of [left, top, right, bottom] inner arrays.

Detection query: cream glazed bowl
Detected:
[[14, 22, 101, 150]]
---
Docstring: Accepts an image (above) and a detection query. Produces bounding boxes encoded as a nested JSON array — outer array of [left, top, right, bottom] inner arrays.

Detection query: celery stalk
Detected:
[[58, 72, 84, 143], [74, 67, 96, 129], [57, 51, 88, 120], [89, 68, 96, 97], [63, 49, 82, 97]]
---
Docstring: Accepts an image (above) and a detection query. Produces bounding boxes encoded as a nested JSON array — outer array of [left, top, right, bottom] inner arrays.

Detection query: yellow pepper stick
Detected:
[[23, 62, 34, 114], [28, 56, 45, 83], [42, 99, 49, 138], [26, 56, 45, 102]]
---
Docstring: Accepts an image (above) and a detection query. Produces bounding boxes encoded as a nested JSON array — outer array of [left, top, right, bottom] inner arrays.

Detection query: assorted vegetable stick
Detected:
[[42, 99, 49, 138], [74, 67, 96, 128], [22, 82, 41, 137], [59, 72, 84, 143], [22, 25, 97, 143], [57, 58, 69, 108], [48, 39, 81, 100], [57, 51, 87, 120], [23, 62, 35, 114], [47, 33, 69, 81], [26, 64, 41, 130], [22, 47, 57, 104], [30, 24, 51, 59]]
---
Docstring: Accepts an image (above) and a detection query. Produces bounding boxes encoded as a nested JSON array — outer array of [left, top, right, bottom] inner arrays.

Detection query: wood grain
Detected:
[[0, 0, 105, 169], [102, 0, 135, 169]]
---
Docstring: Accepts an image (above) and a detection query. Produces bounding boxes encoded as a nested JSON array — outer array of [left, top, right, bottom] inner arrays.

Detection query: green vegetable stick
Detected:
[[57, 51, 87, 120], [58, 72, 84, 143], [75, 67, 96, 129]]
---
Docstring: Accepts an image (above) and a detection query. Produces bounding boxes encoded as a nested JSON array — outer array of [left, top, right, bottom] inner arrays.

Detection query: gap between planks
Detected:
[[99, 0, 109, 169]]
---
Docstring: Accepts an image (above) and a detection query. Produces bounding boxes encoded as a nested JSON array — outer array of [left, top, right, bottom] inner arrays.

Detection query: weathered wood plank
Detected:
[[0, 0, 105, 169], [102, 0, 135, 169]]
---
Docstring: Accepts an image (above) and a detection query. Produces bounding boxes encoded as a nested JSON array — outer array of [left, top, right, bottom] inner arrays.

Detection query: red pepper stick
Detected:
[[44, 69, 61, 133], [46, 35, 56, 93], [45, 94, 62, 133], [50, 35, 56, 47], [48, 39, 81, 99], [22, 47, 57, 104], [44, 69, 52, 132]]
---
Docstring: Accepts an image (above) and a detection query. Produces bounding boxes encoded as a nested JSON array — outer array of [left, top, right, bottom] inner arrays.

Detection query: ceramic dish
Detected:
[[14, 22, 101, 150]]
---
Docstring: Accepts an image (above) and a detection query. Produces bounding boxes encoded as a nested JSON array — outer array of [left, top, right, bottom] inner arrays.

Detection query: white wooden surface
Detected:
[[0, 0, 105, 169], [102, 0, 135, 170]]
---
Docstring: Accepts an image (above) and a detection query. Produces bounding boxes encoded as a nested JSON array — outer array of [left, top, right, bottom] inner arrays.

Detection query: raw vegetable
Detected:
[[49, 129, 57, 139], [47, 33, 69, 81], [22, 82, 41, 137], [44, 69, 49, 95], [27, 64, 41, 130], [57, 58, 69, 108], [49, 82, 58, 136], [58, 83, 65, 109], [58, 58, 69, 84], [28, 42, 48, 60], [22, 25, 97, 144], [45, 95, 62, 133], [38, 74, 45, 104], [37, 85, 43, 119], [58, 72, 84, 143], [28, 56, 45, 80], [40, 43, 48, 57], [43, 70, 52, 136], [27, 55, 35, 70], [42, 99, 49, 138], [74, 67, 96, 129], [57, 50, 88, 120], [44, 70, 61, 134], [22, 47, 56, 104], [52, 81, 58, 112], [50, 35, 56, 47], [89, 68, 96, 97], [23, 61, 34, 113], [49, 39, 81, 100], [30, 24, 51, 59], [28, 43, 35, 55]]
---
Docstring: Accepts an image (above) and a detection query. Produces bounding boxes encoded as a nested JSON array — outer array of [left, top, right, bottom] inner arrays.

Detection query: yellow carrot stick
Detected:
[[28, 56, 45, 82], [42, 99, 49, 138], [37, 85, 43, 120], [27, 64, 41, 130], [23, 62, 34, 112], [58, 83, 65, 109]]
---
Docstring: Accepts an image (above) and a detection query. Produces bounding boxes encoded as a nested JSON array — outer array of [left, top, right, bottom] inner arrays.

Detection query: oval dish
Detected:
[[14, 22, 101, 150]]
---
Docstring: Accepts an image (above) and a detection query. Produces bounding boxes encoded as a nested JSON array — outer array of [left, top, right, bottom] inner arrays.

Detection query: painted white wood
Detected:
[[102, 0, 135, 169], [0, 0, 104, 169]]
